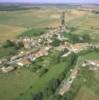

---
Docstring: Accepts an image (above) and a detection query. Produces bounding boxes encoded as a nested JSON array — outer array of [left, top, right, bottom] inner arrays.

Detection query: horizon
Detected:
[[0, 0, 99, 4]]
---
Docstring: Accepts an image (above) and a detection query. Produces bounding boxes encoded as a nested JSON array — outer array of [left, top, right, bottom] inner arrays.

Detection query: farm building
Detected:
[[17, 59, 32, 66], [1, 66, 15, 73]]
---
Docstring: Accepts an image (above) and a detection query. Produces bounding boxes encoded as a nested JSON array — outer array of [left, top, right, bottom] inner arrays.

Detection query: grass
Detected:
[[0, 9, 60, 43], [0, 47, 17, 59], [0, 8, 88, 43], [0, 10, 60, 28], [0, 24, 25, 43], [82, 52, 99, 60], [0, 69, 35, 100], [73, 51, 99, 100], [68, 14, 99, 43], [20, 28, 47, 37], [75, 87, 98, 100], [0, 59, 67, 100], [17, 62, 66, 100]]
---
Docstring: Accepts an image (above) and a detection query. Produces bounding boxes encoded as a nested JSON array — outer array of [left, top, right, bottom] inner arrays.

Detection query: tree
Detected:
[[54, 95, 62, 100], [47, 78, 60, 95], [68, 34, 80, 43], [32, 92, 43, 100], [70, 27, 76, 32], [39, 68, 48, 77], [3, 40, 15, 48], [51, 38, 61, 47], [82, 34, 91, 43]]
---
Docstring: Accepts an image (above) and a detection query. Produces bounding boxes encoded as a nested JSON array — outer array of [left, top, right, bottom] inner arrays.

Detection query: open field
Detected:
[[75, 87, 98, 100], [0, 9, 61, 42], [0, 9, 61, 28], [0, 69, 35, 100], [0, 47, 17, 59], [72, 51, 99, 100], [68, 14, 99, 43], [0, 8, 89, 43], [0, 62, 66, 100], [0, 25, 25, 43]]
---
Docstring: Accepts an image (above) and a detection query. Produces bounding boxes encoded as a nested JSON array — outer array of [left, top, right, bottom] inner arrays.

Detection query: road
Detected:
[[59, 57, 81, 96]]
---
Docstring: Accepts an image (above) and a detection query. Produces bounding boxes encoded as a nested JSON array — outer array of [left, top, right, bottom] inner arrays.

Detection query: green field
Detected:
[[0, 8, 89, 43], [0, 48, 67, 100], [75, 87, 98, 100], [0, 47, 17, 59], [0, 9, 61, 43], [68, 14, 99, 43], [20, 28, 47, 37], [0, 62, 66, 100], [73, 51, 99, 100], [0, 69, 35, 100]]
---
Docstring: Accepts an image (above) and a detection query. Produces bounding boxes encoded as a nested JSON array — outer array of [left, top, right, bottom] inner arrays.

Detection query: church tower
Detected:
[[61, 12, 65, 26]]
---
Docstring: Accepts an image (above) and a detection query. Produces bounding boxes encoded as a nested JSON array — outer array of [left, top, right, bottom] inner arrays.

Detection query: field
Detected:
[[0, 7, 89, 43], [0, 25, 25, 43], [0, 47, 17, 59], [0, 69, 35, 100], [0, 9, 60, 43], [68, 14, 99, 43], [75, 87, 98, 100], [73, 51, 99, 100]]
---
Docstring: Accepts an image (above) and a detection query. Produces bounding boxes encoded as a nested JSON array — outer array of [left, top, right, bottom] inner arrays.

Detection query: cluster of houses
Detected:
[[82, 60, 99, 70], [0, 18, 99, 73]]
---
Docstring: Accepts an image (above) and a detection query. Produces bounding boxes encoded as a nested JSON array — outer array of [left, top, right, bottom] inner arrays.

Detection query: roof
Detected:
[[73, 43, 89, 49], [73, 43, 81, 49], [1, 66, 15, 73], [17, 59, 31, 66], [93, 60, 99, 65], [34, 48, 48, 58]]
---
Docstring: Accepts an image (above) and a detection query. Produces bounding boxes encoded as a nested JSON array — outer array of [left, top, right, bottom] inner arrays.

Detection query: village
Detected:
[[0, 11, 99, 98]]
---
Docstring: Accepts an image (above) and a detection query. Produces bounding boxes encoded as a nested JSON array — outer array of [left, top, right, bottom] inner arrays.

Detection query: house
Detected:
[[82, 60, 99, 70], [34, 48, 48, 58], [44, 45, 52, 51], [59, 42, 70, 51], [71, 43, 89, 53], [1, 66, 15, 73], [17, 59, 32, 66]]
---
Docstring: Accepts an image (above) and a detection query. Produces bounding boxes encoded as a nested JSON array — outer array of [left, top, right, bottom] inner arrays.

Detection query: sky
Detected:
[[0, 0, 99, 4]]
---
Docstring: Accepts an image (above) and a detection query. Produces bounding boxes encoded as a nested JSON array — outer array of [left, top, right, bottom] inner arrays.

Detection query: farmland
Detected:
[[68, 14, 99, 43], [71, 51, 99, 100], [75, 87, 98, 100], [0, 6, 89, 43]]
